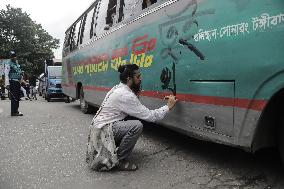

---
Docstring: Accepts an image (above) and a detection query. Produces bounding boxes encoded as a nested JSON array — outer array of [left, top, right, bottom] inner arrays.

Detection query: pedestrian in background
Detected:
[[20, 76, 30, 100], [4, 51, 23, 116], [29, 74, 37, 100]]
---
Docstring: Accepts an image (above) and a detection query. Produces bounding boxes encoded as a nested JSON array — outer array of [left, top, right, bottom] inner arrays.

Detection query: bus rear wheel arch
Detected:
[[45, 93, 50, 102], [252, 88, 284, 165]]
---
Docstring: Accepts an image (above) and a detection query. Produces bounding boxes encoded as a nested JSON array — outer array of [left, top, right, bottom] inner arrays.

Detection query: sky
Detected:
[[0, 0, 94, 59]]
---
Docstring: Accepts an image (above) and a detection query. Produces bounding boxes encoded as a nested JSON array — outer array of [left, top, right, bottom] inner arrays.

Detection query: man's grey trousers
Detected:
[[112, 120, 143, 161]]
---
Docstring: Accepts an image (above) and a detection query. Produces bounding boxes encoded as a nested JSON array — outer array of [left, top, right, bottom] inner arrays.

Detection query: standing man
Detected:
[[86, 64, 177, 171], [4, 51, 23, 116]]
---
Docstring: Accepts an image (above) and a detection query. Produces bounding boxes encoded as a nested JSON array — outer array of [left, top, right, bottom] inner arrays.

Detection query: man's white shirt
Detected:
[[91, 83, 169, 128]]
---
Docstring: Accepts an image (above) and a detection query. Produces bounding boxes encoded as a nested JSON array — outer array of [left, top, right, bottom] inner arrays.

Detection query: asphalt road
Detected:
[[0, 97, 283, 189]]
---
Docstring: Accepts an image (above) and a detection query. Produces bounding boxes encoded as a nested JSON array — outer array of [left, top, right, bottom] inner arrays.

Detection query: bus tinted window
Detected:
[[90, 1, 100, 39], [117, 0, 125, 23], [123, 0, 141, 21], [63, 29, 71, 55], [142, 0, 157, 9], [75, 20, 81, 46], [77, 15, 87, 46], [82, 10, 93, 44], [95, 0, 110, 36], [96, 0, 119, 33], [69, 25, 76, 51], [63, 0, 161, 54], [106, 0, 118, 27]]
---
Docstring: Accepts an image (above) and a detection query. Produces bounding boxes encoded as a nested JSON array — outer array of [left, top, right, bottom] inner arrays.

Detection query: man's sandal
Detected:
[[117, 161, 138, 171]]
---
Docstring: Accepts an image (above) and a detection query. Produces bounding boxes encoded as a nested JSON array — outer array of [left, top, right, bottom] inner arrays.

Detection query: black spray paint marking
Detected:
[[158, 0, 209, 95]]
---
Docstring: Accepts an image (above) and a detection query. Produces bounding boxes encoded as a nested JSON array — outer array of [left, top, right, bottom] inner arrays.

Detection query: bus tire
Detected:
[[279, 117, 284, 166], [45, 94, 50, 102], [80, 87, 91, 114], [64, 96, 70, 103], [42, 90, 45, 98]]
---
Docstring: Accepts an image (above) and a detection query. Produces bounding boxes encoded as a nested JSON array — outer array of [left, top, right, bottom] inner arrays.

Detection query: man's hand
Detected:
[[5, 85, 10, 90], [165, 95, 177, 110]]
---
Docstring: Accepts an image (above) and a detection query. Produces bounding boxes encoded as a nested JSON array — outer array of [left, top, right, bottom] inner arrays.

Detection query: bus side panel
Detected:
[[62, 0, 284, 149]]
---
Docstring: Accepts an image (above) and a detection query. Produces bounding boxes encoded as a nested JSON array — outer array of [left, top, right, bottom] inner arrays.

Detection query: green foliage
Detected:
[[0, 5, 59, 76]]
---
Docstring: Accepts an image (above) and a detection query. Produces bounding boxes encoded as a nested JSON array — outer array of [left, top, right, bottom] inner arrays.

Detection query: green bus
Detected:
[[62, 0, 284, 164]]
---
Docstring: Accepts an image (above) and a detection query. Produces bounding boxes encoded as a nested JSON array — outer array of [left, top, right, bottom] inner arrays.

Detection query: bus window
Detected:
[[106, 0, 118, 27], [69, 20, 81, 51], [123, 0, 141, 21], [78, 14, 87, 45], [142, 0, 157, 9], [75, 21, 82, 46], [76, 16, 87, 46], [117, 0, 125, 23], [82, 10, 93, 44], [95, 0, 110, 36], [63, 30, 70, 48], [63, 29, 71, 55], [69, 25, 76, 51], [89, 1, 100, 39]]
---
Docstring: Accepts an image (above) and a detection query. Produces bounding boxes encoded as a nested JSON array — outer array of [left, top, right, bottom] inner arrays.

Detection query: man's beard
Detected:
[[130, 81, 142, 96]]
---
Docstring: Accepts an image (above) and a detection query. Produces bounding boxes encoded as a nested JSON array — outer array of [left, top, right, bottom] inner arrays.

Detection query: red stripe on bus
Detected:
[[141, 91, 266, 111], [61, 84, 267, 111], [83, 85, 109, 91]]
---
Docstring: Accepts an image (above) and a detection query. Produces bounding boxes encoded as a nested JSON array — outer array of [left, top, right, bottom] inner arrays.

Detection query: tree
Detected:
[[0, 5, 59, 76]]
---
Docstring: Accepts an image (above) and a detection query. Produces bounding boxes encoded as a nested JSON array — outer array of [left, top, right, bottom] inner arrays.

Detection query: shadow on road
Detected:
[[142, 122, 284, 174], [44, 98, 66, 102]]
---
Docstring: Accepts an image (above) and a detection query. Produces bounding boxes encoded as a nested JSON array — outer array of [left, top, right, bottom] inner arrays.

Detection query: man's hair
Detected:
[[118, 64, 139, 84]]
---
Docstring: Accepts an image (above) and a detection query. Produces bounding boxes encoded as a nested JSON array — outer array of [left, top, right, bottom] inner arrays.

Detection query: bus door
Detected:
[[158, 56, 235, 137], [156, 0, 235, 137]]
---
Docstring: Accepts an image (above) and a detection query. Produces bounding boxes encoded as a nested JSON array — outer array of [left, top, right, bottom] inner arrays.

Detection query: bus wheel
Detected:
[[64, 96, 70, 103], [279, 117, 284, 165], [45, 94, 50, 102], [80, 88, 91, 114]]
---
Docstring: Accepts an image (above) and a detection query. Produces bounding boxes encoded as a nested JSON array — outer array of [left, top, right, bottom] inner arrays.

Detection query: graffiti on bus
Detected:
[[111, 34, 157, 70], [158, 0, 205, 95], [69, 34, 157, 77], [194, 12, 284, 43]]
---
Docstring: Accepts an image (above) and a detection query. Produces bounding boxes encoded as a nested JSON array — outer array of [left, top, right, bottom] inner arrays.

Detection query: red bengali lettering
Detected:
[[132, 34, 157, 55]]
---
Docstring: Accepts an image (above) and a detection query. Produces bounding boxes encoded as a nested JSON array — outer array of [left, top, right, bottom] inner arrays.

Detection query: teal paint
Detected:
[[63, 0, 284, 100]]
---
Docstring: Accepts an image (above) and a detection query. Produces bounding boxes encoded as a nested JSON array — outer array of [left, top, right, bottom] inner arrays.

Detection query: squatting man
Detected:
[[86, 64, 177, 171]]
